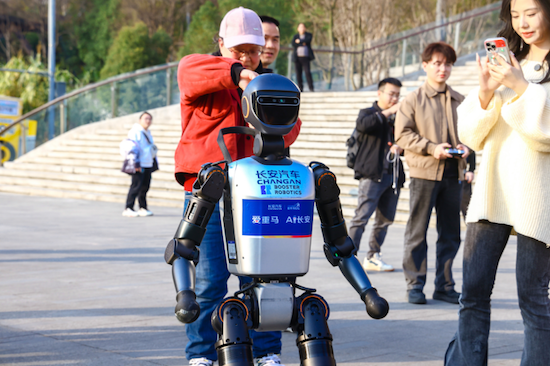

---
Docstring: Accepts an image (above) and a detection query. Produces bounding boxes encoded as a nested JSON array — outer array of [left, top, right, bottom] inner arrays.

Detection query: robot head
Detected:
[[241, 74, 300, 136]]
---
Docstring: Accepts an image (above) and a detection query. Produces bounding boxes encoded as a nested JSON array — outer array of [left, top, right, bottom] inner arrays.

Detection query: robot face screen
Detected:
[[242, 74, 301, 135], [255, 92, 300, 127]]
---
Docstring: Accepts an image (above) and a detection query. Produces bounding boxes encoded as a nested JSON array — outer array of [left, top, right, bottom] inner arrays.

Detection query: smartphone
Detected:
[[484, 37, 512, 65], [445, 148, 465, 158]]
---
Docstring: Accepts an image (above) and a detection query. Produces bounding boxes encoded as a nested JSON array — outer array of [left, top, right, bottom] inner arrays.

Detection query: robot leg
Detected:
[[295, 293, 336, 366], [211, 297, 254, 366], [164, 163, 226, 323], [310, 162, 389, 319]]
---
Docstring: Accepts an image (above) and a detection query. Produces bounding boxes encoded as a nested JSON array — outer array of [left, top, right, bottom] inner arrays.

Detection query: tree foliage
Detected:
[[100, 22, 172, 79], [67, 0, 122, 81], [177, 1, 221, 58], [0, 53, 78, 113]]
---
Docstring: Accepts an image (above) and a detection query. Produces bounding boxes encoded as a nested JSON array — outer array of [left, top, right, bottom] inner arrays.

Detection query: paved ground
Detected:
[[0, 193, 525, 365]]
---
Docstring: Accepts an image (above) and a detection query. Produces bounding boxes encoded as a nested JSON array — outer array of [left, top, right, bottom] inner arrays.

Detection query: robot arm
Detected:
[[164, 162, 226, 323], [310, 162, 389, 319]]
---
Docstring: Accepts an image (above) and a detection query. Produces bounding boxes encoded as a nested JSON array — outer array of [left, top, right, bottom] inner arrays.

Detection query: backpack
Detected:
[[345, 128, 364, 169]]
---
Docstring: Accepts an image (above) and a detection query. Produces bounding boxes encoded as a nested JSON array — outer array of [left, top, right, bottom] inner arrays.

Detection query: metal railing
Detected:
[[0, 2, 503, 162], [0, 61, 179, 164]]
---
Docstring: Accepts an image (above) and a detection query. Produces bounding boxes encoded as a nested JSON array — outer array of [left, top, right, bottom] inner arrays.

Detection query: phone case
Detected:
[[484, 37, 512, 65]]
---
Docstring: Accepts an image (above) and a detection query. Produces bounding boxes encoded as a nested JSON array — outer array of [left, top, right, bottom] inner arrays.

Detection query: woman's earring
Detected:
[[520, 39, 524, 51]]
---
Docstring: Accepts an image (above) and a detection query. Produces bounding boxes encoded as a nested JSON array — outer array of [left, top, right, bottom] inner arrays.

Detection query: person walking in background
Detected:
[[348, 78, 405, 272], [460, 151, 475, 222], [395, 42, 469, 305], [260, 15, 280, 69], [174, 7, 301, 366], [292, 23, 315, 92], [122, 111, 157, 217], [445, 0, 550, 364]]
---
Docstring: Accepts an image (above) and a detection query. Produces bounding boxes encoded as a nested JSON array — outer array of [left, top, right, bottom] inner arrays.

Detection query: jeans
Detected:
[[445, 221, 550, 366], [125, 167, 152, 209], [295, 57, 314, 92], [348, 174, 400, 259], [183, 193, 282, 361], [403, 177, 462, 292]]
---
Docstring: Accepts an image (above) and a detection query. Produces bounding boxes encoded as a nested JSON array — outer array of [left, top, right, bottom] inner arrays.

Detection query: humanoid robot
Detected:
[[164, 74, 389, 366]]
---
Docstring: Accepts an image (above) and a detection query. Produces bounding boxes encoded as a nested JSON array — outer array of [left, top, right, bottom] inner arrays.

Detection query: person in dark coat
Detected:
[[348, 78, 405, 272], [292, 23, 315, 92]]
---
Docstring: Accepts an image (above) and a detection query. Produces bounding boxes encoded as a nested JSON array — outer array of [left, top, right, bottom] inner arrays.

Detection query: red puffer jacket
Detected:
[[174, 53, 301, 191]]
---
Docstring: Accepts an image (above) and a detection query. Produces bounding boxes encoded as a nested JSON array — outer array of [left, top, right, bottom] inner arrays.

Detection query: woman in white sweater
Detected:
[[445, 0, 550, 365]]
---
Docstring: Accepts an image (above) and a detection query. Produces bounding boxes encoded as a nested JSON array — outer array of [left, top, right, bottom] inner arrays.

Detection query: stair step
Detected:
[[27, 156, 175, 171], [0, 168, 181, 188], [0, 184, 183, 208], [3, 162, 177, 180], [0, 176, 182, 200]]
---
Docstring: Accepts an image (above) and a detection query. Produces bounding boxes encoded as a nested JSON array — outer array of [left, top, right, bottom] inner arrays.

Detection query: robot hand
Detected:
[[310, 162, 389, 319], [164, 163, 227, 323]]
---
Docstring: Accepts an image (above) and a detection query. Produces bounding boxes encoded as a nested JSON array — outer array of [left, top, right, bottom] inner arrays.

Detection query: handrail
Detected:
[[280, 2, 500, 54], [0, 61, 178, 137]]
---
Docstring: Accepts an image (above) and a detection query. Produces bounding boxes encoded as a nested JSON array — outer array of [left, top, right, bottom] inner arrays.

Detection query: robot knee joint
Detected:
[[296, 294, 335, 365]]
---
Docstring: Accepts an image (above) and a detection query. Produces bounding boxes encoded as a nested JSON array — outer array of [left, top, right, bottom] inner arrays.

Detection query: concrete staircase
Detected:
[[0, 62, 481, 221], [0, 106, 186, 210]]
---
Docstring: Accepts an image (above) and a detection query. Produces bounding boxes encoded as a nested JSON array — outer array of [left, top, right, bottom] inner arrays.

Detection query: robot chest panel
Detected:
[[224, 158, 315, 276]]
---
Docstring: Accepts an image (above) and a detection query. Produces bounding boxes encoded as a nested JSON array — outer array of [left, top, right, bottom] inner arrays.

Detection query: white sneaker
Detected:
[[137, 208, 153, 217], [189, 358, 213, 366], [363, 253, 394, 272], [122, 208, 139, 217], [256, 354, 285, 366]]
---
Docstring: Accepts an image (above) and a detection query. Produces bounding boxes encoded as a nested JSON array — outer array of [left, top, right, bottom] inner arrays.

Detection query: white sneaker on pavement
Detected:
[[137, 208, 153, 217], [189, 358, 213, 366], [256, 354, 285, 366], [122, 208, 139, 217], [363, 253, 394, 272]]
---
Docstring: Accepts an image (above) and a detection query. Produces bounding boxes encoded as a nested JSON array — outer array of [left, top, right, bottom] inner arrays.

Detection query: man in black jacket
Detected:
[[292, 23, 315, 92], [349, 78, 405, 272]]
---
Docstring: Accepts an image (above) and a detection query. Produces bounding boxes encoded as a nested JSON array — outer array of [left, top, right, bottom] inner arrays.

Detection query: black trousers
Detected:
[[403, 177, 462, 292], [295, 57, 314, 92], [125, 168, 152, 210]]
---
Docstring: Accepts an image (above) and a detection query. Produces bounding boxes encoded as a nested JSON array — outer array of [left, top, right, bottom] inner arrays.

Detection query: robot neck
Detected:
[[253, 133, 287, 161]]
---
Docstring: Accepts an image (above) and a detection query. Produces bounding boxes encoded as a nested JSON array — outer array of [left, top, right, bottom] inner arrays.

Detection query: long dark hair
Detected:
[[498, 0, 550, 83]]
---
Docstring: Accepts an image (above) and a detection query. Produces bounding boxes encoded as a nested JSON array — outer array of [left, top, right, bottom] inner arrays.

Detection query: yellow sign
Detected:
[[0, 116, 20, 163], [0, 96, 36, 163]]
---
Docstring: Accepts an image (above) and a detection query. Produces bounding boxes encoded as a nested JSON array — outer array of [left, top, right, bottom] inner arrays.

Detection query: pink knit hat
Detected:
[[219, 7, 265, 48]]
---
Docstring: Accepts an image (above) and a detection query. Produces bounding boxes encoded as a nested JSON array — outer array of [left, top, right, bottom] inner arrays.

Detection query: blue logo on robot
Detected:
[[242, 199, 314, 236]]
